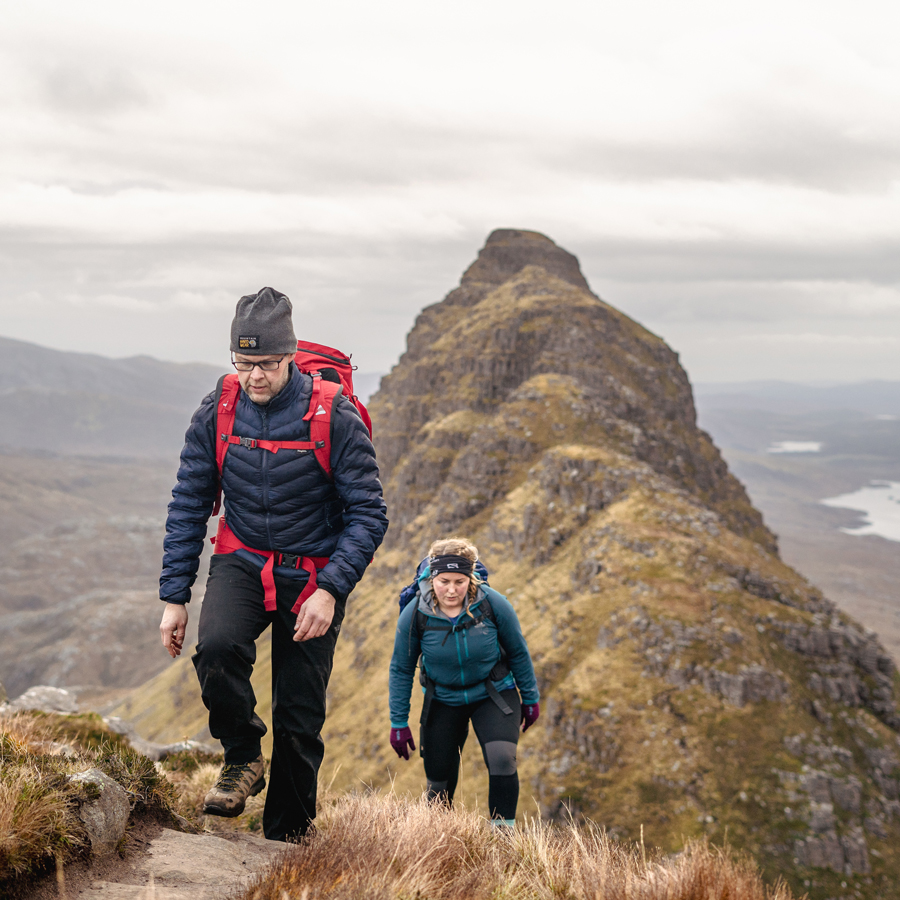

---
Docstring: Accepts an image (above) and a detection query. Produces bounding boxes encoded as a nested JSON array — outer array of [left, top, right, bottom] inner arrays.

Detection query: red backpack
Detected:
[[212, 341, 373, 515]]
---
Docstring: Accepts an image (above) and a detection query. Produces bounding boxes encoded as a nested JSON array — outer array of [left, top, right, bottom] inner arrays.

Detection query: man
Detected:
[[158, 287, 388, 841]]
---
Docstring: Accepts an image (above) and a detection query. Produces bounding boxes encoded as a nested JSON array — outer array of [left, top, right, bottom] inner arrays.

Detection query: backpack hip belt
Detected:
[[210, 517, 329, 614], [419, 670, 513, 730]]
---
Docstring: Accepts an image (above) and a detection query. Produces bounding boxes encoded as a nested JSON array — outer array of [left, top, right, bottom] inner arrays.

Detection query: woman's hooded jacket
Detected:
[[389, 579, 539, 728]]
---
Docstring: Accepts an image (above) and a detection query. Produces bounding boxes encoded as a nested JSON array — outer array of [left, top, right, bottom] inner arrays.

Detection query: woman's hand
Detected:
[[521, 703, 540, 732], [390, 726, 416, 760]]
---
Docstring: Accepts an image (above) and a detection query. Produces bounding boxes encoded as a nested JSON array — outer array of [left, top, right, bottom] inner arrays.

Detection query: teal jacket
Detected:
[[389, 582, 539, 728]]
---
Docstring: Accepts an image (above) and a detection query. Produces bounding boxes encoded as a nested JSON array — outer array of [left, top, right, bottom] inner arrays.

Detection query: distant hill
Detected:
[[695, 379, 900, 417], [0, 336, 225, 458], [693, 378, 900, 678], [116, 230, 900, 898], [0, 450, 202, 700]]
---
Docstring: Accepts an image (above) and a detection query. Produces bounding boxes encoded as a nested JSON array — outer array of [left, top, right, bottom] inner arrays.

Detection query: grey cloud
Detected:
[[541, 101, 900, 192], [1, 223, 898, 385], [2, 222, 898, 371], [28, 102, 900, 205], [40, 63, 151, 115], [584, 277, 900, 330], [575, 237, 900, 286], [30, 114, 521, 195], [0, 228, 477, 370]]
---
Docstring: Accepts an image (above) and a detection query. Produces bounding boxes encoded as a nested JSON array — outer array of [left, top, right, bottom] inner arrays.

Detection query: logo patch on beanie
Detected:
[[238, 335, 260, 350]]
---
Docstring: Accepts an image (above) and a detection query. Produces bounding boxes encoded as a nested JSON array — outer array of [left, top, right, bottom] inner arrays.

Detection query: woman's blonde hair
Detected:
[[427, 537, 482, 608]]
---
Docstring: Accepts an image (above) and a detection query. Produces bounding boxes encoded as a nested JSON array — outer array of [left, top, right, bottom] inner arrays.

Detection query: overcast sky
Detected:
[[2, 0, 899, 384]]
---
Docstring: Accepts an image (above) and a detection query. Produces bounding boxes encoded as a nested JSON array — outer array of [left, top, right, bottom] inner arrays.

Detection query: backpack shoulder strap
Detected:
[[415, 609, 430, 641], [303, 374, 342, 480], [476, 590, 509, 665], [212, 373, 240, 516], [478, 592, 496, 625]]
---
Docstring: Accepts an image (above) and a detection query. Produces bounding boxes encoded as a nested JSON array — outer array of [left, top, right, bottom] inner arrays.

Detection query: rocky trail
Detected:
[[30, 822, 283, 900], [1, 688, 283, 900]]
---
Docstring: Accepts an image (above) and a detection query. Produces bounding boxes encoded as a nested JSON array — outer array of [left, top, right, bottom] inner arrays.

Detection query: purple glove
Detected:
[[521, 703, 540, 732], [390, 726, 416, 760]]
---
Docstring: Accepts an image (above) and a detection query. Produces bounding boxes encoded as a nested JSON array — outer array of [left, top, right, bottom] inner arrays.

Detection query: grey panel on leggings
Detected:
[[484, 741, 518, 776], [427, 780, 448, 794]]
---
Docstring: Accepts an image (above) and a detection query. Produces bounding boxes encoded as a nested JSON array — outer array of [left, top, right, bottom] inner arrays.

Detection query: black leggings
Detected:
[[421, 689, 521, 821]]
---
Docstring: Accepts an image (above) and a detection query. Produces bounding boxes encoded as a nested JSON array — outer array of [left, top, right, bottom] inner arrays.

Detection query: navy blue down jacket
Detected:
[[159, 364, 388, 604]]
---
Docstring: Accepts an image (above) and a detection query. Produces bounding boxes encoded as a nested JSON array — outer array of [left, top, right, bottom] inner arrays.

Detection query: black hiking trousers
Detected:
[[192, 553, 346, 842], [421, 689, 521, 821]]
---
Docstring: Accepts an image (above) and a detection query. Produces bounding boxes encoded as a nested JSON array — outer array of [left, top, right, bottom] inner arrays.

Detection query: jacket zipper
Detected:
[[260, 405, 274, 549]]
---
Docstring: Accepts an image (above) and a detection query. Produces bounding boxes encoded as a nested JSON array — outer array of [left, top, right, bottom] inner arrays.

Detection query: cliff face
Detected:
[[119, 231, 900, 899], [371, 229, 773, 551]]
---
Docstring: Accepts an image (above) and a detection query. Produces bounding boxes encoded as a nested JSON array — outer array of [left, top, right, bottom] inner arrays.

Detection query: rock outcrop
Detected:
[[4, 684, 79, 714], [372, 229, 773, 551], [69, 768, 131, 856]]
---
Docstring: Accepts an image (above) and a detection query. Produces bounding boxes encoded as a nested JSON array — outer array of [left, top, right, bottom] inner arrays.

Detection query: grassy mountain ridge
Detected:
[[116, 230, 900, 898]]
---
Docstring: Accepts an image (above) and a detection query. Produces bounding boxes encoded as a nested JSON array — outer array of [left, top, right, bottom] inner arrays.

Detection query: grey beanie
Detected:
[[230, 287, 297, 355]]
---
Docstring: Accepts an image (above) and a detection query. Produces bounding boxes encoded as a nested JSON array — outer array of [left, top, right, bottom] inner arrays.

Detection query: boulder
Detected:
[[104, 715, 219, 761], [6, 685, 79, 713], [69, 768, 130, 856]]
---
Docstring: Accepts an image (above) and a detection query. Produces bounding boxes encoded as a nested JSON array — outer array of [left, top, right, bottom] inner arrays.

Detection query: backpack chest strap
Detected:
[[220, 435, 325, 453], [213, 372, 339, 518]]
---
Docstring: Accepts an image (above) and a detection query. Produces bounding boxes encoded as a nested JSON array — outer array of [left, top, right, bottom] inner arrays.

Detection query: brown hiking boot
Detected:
[[203, 754, 266, 817]]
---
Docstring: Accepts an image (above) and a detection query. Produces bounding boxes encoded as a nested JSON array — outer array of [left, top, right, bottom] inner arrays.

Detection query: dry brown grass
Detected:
[[0, 713, 89, 883], [0, 768, 85, 883], [242, 791, 798, 900], [0, 709, 185, 889]]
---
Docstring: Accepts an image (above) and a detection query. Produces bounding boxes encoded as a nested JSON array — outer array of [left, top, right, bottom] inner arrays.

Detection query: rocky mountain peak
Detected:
[[370, 230, 773, 549], [454, 229, 591, 302]]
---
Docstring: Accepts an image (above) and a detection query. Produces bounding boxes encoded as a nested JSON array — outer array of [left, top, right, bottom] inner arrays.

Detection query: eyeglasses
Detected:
[[231, 355, 289, 372]]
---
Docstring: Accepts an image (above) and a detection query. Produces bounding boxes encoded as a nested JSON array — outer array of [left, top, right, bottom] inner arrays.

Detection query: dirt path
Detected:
[[46, 824, 284, 900]]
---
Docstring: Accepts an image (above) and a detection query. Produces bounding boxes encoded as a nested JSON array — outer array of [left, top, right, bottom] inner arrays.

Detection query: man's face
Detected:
[[233, 353, 293, 405]]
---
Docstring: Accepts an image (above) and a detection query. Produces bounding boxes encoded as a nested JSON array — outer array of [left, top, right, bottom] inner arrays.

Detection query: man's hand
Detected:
[[160, 603, 189, 658], [294, 588, 336, 642]]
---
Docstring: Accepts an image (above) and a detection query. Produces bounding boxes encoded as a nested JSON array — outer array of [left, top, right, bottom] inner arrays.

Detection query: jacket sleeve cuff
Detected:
[[390, 721, 409, 730], [160, 594, 190, 605], [316, 579, 347, 604]]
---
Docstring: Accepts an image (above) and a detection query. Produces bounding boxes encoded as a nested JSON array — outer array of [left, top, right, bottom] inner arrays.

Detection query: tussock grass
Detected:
[[242, 792, 797, 900], [0, 713, 90, 883], [0, 709, 187, 889], [0, 768, 85, 883]]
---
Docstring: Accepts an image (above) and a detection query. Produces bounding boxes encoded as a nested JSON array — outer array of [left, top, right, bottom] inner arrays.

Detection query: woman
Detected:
[[388, 538, 540, 827]]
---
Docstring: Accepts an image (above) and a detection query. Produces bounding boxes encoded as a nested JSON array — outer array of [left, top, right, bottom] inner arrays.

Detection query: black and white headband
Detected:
[[429, 554, 474, 577]]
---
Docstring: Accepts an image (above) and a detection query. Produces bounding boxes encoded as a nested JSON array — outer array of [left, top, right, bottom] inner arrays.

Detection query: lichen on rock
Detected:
[[69, 768, 130, 856]]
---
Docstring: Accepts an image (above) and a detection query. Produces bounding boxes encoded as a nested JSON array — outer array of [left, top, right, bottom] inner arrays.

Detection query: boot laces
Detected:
[[217, 761, 255, 791]]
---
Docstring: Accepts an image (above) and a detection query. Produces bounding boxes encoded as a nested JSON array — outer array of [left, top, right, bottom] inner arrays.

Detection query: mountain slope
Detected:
[[117, 230, 900, 899], [0, 451, 202, 699], [0, 336, 224, 458]]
